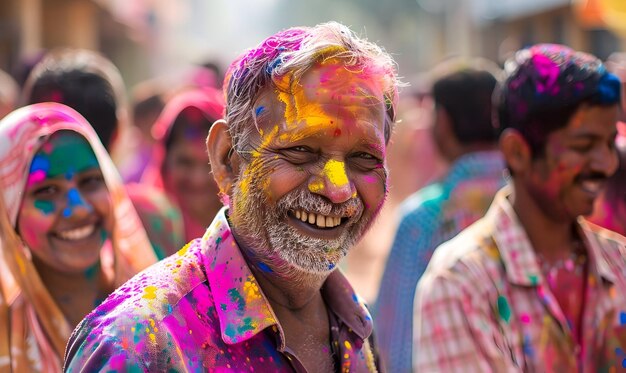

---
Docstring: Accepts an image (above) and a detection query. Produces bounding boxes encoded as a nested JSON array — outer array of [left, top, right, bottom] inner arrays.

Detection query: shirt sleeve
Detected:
[[63, 322, 148, 373], [374, 207, 438, 372], [413, 268, 522, 373]]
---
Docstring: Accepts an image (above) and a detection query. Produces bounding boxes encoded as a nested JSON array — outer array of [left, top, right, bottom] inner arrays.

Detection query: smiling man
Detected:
[[64, 22, 399, 372], [413, 44, 626, 372]]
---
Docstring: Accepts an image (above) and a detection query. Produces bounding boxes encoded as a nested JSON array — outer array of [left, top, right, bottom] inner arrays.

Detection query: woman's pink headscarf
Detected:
[[0, 103, 157, 372]]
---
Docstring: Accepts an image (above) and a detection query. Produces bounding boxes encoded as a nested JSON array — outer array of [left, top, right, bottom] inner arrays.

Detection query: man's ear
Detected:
[[207, 119, 239, 199], [499, 128, 531, 174]]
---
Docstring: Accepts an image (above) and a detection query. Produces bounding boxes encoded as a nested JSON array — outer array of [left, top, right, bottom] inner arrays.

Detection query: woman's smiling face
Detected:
[[17, 131, 113, 274]]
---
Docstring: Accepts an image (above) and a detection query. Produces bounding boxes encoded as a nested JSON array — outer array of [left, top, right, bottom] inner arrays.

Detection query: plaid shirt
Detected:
[[414, 187, 626, 372], [374, 151, 505, 372]]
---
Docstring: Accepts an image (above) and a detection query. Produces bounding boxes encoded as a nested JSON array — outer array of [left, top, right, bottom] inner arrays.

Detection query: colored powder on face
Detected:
[[255, 106, 265, 117], [62, 208, 72, 218], [308, 180, 324, 193], [322, 159, 348, 187], [620, 311, 626, 325], [34, 200, 55, 215], [29, 154, 50, 173], [497, 295, 512, 323], [27, 170, 47, 187]]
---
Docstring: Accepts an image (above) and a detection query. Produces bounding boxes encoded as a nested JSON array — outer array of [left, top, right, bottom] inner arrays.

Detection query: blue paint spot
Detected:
[[29, 155, 50, 172], [67, 188, 82, 205], [167, 304, 173, 314], [620, 311, 626, 325], [616, 347, 624, 356], [622, 358, 626, 369], [63, 207, 72, 218], [352, 294, 358, 303], [328, 263, 336, 270], [258, 262, 273, 273], [255, 106, 265, 117]]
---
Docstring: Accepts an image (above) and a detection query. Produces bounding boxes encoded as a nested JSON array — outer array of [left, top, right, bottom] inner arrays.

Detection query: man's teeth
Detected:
[[581, 180, 602, 194], [294, 210, 342, 228], [57, 225, 95, 240]]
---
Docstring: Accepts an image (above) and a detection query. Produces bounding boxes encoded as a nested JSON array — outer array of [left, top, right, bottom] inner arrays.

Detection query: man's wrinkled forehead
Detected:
[[252, 61, 387, 133]]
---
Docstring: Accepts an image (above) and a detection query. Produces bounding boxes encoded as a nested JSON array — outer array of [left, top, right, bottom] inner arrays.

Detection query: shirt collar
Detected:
[[202, 208, 374, 345], [489, 186, 616, 286], [322, 270, 373, 340], [202, 208, 279, 345]]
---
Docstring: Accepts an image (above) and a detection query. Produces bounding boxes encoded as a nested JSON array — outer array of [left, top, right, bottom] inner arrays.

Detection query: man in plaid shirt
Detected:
[[414, 44, 626, 372]]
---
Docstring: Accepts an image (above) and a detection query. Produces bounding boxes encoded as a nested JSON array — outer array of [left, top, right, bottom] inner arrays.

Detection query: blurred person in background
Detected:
[[23, 48, 184, 259], [141, 88, 225, 242], [0, 103, 157, 372], [0, 68, 18, 119], [116, 79, 166, 183], [342, 82, 447, 304], [64, 21, 399, 372], [375, 58, 505, 372], [414, 44, 625, 371]]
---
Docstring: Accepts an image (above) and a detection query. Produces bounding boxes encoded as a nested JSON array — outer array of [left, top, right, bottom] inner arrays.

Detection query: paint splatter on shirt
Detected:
[[64, 208, 382, 372], [414, 187, 626, 372], [374, 150, 505, 372]]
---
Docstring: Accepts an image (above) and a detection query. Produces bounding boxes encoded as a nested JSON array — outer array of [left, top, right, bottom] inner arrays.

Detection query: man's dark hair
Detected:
[[432, 60, 500, 144], [23, 49, 126, 150], [494, 43, 621, 158]]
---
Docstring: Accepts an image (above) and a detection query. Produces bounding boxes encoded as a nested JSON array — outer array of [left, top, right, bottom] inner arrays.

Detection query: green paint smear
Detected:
[[228, 288, 245, 314], [497, 295, 511, 323], [34, 200, 55, 215], [238, 317, 255, 334], [32, 132, 99, 178], [528, 274, 539, 286]]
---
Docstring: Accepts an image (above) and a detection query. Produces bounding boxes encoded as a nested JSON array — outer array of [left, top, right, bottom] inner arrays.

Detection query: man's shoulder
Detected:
[[583, 220, 626, 269], [421, 217, 502, 288], [79, 239, 208, 334], [65, 239, 213, 370], [398, 182, 446, 220]]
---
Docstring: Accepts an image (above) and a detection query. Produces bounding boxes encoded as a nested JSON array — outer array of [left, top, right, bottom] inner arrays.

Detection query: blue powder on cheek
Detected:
[[255, 106, 265, 117]]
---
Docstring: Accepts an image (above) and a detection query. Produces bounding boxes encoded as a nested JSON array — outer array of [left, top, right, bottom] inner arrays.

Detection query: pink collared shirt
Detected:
[[414, 187, 626, 372], [64, 208, 381, 372]]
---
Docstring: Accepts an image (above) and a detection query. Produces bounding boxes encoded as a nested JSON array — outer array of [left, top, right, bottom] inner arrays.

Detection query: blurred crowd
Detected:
[[1, 20, 626, 372]]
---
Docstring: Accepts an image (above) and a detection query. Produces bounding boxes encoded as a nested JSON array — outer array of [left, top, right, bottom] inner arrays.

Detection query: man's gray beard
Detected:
[[230, 178, 379, 274]]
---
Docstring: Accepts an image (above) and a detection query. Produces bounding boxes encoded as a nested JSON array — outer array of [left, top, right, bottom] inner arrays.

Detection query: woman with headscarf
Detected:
[[0, 103, 157, 372], [141, 88, 225, 242]]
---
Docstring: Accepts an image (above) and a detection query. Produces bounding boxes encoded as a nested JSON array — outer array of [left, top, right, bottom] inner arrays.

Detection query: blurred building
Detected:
[[418, 0, 625, 66], [0, 0, 154, 87]]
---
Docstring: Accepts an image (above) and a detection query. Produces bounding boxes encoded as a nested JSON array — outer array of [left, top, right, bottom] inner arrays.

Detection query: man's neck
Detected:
[[510, 183, 579, 261]]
